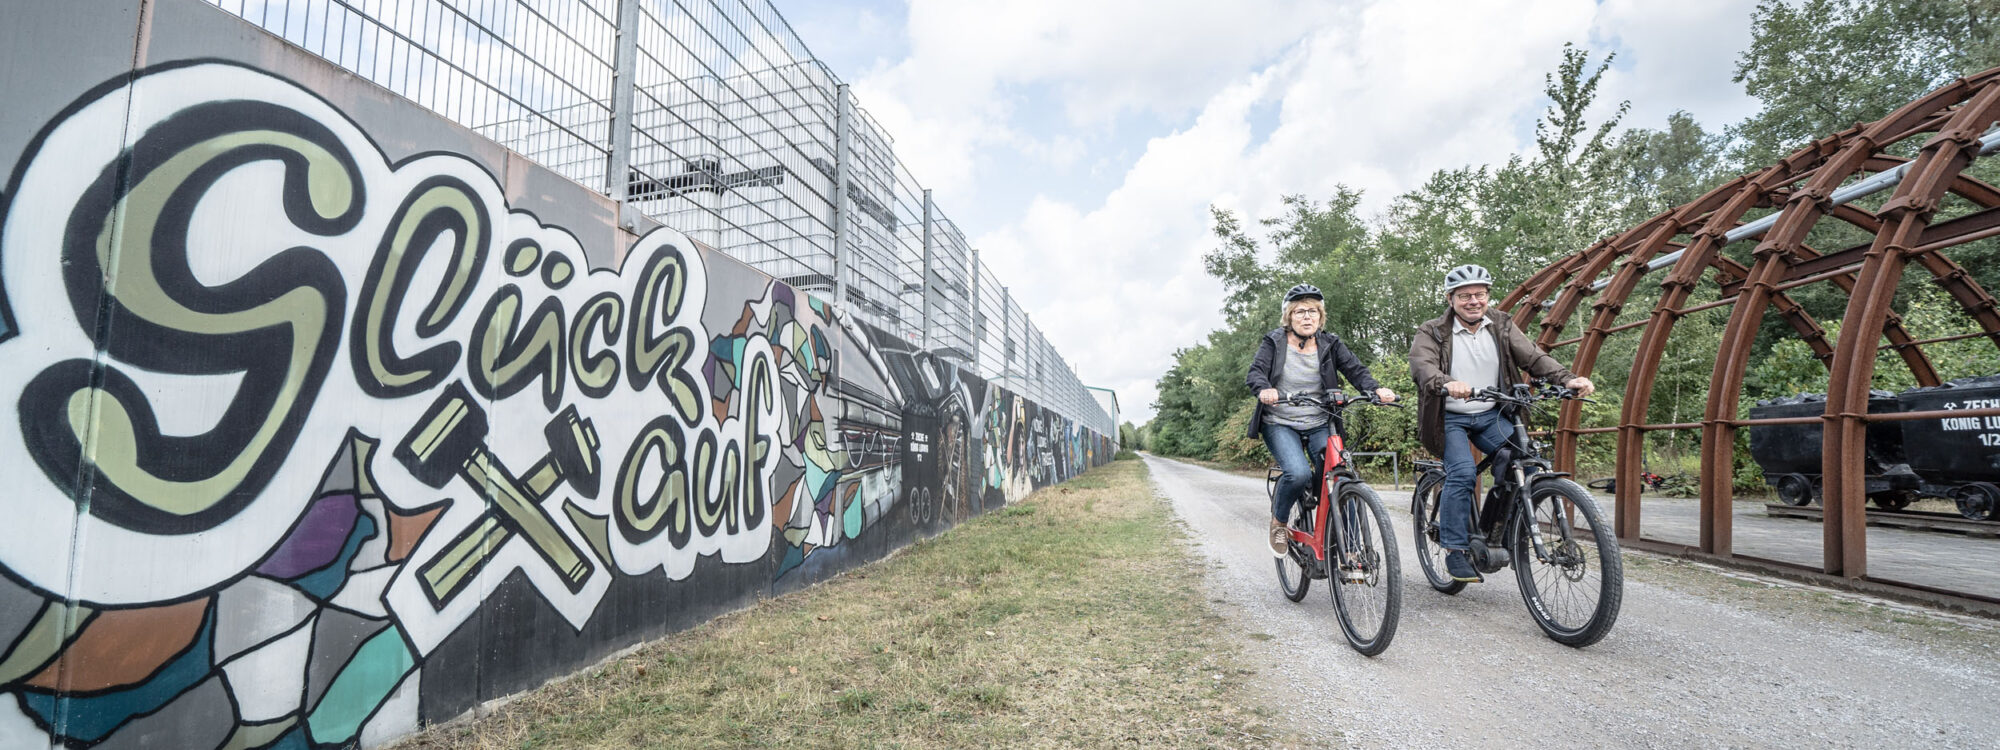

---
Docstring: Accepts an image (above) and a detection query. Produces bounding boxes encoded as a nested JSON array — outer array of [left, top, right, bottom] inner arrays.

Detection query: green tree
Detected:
[[1730, 0, 2000, 167], [1609, 110, 1730, 223], [1119, 421, 1145, 451]]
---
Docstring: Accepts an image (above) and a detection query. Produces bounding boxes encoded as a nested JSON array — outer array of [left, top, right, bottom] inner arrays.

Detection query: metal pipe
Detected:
[[1879, 330, 1996, 350], [1912, 220, 2000, 254], [1586, 124, 2000, 293], [1733, 416, 1824, 427], [604, 0, 642, 229], [921, 188, 933, 349], [969, 248, 981, 371], [1854, 406, 2000, 422], [833, 83, 851, 310]]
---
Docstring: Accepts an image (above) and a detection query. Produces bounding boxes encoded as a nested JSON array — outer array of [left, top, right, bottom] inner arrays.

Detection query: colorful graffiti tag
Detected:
[[0, 61, 1111, 748]]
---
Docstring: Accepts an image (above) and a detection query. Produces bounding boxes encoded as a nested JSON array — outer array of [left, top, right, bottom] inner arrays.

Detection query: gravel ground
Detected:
[[1144, 453, 2000, 749]]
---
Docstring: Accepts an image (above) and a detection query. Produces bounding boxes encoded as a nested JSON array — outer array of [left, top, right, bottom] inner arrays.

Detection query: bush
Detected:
[[1210, 399, 1271, 467]]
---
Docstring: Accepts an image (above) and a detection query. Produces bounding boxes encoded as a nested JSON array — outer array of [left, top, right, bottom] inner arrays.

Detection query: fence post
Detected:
[[969, 248, 981, 371], [1002, 285, 1013, 384], [605, 0, 642, 229], [921, 188, 934, 349], [832, 83, 851, 310]]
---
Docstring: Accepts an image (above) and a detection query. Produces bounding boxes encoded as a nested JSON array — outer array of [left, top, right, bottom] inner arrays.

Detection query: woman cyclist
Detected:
[[1246, 283, 1397, 556]]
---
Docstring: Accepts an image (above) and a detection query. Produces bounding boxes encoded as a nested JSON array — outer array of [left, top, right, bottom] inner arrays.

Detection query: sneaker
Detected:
[[1269, 522, 1290, 557], [1445, 550, 1482, 583]]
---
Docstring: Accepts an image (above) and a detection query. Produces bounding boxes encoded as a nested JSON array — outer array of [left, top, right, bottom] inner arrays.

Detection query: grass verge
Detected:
[[393, 458, 1273, 749]]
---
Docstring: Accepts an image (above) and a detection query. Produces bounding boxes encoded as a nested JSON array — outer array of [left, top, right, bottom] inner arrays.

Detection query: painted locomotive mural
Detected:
[[0, 61, 1109, 748]]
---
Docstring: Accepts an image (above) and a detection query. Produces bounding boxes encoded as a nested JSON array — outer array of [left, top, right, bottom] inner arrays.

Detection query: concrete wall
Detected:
[[0, 2, 1112, 747]]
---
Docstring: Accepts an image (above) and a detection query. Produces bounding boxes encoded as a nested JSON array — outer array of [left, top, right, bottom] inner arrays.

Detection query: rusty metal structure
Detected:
[[1499, 68, 2000, 607]]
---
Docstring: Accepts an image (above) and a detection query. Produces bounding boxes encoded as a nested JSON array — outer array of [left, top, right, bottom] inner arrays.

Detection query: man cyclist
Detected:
[[1246, 283, 1397, 556], [1409, 265, 1593, 582]]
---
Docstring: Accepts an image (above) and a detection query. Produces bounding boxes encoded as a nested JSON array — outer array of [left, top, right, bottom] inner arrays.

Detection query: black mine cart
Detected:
[[1896, 375, 2000, 520], [1747, 391, 1920, 510]]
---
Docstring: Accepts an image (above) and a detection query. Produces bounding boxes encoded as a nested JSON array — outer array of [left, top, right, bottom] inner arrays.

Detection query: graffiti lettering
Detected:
[[571, 293, 625, 399], [0, 59, 1114, 750], [351, 176, 488, 398], [628, 245, 703, 423], [19, 100, 357, 534], [616, 414, 691, 548]]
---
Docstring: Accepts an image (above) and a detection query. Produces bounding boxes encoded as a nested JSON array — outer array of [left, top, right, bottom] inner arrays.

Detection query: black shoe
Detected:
[[1445, 550, 1482, 583]]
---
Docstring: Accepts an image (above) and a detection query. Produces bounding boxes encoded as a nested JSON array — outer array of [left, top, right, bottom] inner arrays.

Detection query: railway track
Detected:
[[1763, 503, 2000, 538]]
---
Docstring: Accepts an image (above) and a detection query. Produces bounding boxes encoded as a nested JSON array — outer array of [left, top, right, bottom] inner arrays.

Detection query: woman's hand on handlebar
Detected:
[[1374, 388, 1397, 404], [1259, 388, 1279, 405]]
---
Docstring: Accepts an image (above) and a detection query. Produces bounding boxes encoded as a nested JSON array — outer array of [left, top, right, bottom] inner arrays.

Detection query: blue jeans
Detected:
[[1440, 409, 1513, 550], [1262, 422, 1330, 523]]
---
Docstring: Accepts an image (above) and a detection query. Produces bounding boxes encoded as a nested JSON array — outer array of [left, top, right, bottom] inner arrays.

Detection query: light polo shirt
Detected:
[[1446, 315, 1499, 414]]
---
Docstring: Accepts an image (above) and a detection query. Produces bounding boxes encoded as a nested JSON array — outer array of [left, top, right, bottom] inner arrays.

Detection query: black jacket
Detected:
[[1243, 328, 1382, 438]]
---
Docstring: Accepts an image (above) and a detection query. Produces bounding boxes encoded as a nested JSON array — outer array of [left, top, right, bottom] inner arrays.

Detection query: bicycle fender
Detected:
[[1411, 473, 1440, 516]]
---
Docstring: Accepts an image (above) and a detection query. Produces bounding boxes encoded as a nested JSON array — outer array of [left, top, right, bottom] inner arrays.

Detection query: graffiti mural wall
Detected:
[[0, 6, 1111, 748]]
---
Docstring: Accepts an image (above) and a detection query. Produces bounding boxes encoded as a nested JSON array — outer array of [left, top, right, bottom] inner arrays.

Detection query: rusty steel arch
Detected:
[[1497, 68, 2000, 603]]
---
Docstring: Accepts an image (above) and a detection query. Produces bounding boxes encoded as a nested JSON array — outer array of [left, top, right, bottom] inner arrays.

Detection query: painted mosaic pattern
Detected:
[[0, 61, 1111, 748]]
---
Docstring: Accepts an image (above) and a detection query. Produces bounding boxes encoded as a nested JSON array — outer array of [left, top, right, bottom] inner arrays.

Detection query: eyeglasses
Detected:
[[1452, 291, 1489, 302], [1291, 309, 1322, 318]]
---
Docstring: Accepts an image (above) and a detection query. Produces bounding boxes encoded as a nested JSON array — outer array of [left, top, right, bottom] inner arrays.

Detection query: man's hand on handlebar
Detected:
[[1259, 388, 1279, 405], [1443, 380, 1473, 399], [1565, 377, 1595, 398]]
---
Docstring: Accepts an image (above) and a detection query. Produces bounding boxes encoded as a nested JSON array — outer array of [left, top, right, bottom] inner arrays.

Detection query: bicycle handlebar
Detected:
[[1437, 379, 1595, 405], [1276, 391, 1405, 410]]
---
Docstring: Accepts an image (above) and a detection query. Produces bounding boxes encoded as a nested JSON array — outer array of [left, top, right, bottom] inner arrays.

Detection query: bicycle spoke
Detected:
[[1515, 479, 1622, 647], [1330, 485, 1400, 656]]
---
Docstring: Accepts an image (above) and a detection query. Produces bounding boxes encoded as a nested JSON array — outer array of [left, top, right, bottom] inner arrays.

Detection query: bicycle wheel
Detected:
[[1513, 478, 1624, 647], [1410, 474, 1465, 595], [1275, 504, 1311, 602], [1329, 483, 1400, 656]]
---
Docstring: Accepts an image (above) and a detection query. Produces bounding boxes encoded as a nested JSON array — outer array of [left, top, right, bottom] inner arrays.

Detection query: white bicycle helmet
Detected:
[[1443, 264, 1493, 294]]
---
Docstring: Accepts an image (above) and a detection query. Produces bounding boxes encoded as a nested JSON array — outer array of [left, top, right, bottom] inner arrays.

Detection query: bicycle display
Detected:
[[1410, 381, 1624, 647], [1265, 391, 1403, 656]]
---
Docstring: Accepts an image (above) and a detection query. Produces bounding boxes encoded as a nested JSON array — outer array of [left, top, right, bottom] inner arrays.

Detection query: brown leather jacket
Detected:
[[1408, 308, 1577, 458]]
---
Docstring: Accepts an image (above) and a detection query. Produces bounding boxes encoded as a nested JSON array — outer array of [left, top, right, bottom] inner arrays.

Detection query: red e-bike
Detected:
[[1266, 391, 1402, 656]]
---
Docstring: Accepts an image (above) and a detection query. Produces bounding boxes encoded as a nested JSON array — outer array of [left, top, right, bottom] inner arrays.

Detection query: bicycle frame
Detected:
[[1287, 432, 1363, 570], [1278, 398, 1379, 576], [1462, 390, 1582, 571]]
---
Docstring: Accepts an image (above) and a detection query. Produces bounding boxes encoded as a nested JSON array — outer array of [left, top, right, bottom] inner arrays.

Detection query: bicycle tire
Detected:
[[1276, 504, 1311, 602], [1410, 473, 1465, 595], [1329, 483, 1400, 656], [1513, 478, 1623, 647]]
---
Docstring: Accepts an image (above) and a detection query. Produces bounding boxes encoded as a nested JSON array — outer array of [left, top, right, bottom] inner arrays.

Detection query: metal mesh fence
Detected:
[[202, 0, 1113, 436]]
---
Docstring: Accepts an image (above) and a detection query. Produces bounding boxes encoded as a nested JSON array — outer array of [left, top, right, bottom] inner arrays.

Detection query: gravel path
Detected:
[[1145, 453, 2000, 748]]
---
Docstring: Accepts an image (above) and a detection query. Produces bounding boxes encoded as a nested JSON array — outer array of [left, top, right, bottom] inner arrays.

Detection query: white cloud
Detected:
[[835, 0, 1762, 422], [1591, 0, 1762, 130], [851, 0, 1330, 194]]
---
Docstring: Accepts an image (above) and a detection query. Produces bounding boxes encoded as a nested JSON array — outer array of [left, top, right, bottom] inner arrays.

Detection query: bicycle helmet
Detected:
[[1283, 283, 1323, 304], [1443, 264, 1492, 294], [1280, 283, 1324, 334]]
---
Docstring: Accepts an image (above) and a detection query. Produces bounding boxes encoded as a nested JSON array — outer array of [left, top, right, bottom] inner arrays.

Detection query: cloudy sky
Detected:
[[770, 0, 1764, 423]]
